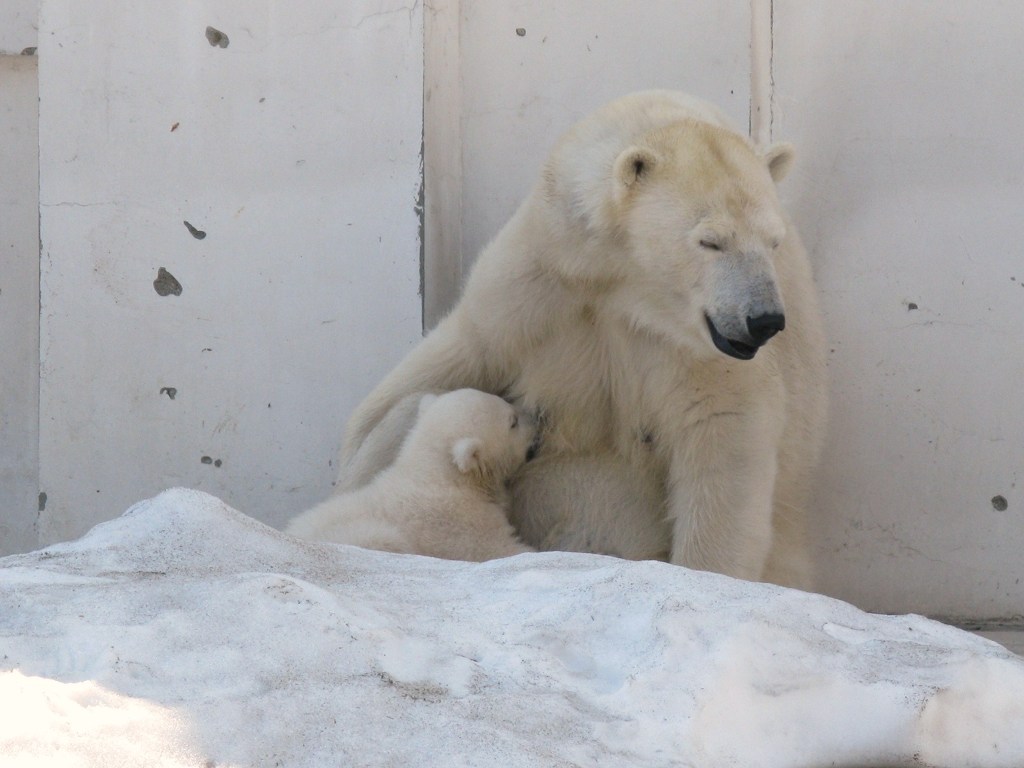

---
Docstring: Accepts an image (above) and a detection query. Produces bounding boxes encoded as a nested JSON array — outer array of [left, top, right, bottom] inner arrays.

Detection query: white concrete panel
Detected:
[[0, 0, 37, 55], [774, 1, 1024, 618], [0, 55, 39, 555], [458, 0, 752, 272], [423, 0, 463, 328], [38, 1, 423, 543]]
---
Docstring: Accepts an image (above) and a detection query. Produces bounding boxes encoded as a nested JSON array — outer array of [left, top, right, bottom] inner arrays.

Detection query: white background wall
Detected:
[[0, 0, 39, 555], [2, 1, 1022, 622], [34, 0, 424, 541], [774, 0, 1024, 620]]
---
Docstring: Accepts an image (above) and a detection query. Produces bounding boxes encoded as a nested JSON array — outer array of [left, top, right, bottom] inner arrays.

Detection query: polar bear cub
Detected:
[[286, 389, 536, 561]]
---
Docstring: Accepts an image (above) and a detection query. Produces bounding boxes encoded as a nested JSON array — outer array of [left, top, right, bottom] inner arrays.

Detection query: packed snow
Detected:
[[1, 488, 1022, 767]]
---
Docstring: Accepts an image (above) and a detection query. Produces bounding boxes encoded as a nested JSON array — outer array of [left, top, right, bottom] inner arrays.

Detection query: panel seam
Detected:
[[750, 0, 774, 146]]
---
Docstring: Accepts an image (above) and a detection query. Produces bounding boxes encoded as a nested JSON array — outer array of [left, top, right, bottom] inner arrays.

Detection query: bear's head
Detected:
[[545, 91, 796, 361], [403, 389, 539, 492]]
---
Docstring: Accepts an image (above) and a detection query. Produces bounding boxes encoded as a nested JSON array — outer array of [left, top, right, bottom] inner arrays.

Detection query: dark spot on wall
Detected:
[[21, 47, 36, 56], [38, 492, 47, 512], [201, 456, 223, 468], [183, 220, 206, 240], [906, 302, 918, 311], [171, 122, 180, 132], [153, 268, 183, 297], [992, 495, 1008, 512], [214, 459, 222, 468], [205, 26, 229, 48], [515, 27, 526, 36], [259, 97, 266, 103], [160, 387, 178, 400]]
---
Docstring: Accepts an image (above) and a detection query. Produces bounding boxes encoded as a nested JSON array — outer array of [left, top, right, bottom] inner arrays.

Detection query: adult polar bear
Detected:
[[340, 91, 827, 588]]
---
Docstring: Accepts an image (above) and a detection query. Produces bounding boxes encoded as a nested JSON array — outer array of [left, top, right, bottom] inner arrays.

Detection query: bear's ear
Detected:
[[761, 142, 795, 183], [451, 437, 483, 474], [613, 145, 659, 195], [417, 393, 439, 417]]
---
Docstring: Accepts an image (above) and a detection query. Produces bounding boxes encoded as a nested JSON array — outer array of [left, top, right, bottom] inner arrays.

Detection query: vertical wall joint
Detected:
[[750, 0, 773, 146]]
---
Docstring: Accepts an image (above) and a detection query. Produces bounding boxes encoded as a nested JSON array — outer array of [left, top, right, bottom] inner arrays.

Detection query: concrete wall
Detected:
[[775, 1, 1024, 620], [35, 0, 424, 542], [0, 52, 39, 555], [0, 0, 40, 554], [0, 0, 37, 55]]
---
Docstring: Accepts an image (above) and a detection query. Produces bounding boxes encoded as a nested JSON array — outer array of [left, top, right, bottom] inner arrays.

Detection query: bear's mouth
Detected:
[[705, 315, 759, 361]]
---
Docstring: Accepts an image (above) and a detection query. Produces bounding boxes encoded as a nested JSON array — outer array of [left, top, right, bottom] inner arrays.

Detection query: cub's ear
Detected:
[[761, 142, 795, 183], [612, 145, 659, 198], [417, 393, 439, 417], [451, 437, 483, 474]]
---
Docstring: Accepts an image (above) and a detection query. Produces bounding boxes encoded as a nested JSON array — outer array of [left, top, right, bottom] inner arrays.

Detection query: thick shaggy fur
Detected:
[[338, 91, 827, 587], [287, 390, 535, 561]]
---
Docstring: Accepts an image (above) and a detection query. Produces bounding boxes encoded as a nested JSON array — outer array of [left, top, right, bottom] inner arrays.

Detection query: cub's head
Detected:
[[406, 389, 538, 489], [547, 92, 796, 361]]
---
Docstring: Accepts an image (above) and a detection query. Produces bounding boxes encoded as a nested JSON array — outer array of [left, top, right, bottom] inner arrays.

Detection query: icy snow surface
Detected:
[[2, 488, 1023, 767]]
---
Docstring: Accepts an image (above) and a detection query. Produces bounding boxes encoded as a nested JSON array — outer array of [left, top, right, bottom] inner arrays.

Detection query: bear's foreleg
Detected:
[[667, 409, 781, 582], [335, 392, 424, 493], [340, 314, 498, 475]]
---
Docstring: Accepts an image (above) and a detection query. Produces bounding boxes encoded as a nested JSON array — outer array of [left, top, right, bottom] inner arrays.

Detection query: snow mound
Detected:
[[1, 488, 1022, 767]]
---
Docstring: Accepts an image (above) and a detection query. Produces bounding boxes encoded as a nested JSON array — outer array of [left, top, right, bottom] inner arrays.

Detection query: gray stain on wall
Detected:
[[153, 268, 183, 297], [183, 221, 207, 240], [205, 27, 230, 48]]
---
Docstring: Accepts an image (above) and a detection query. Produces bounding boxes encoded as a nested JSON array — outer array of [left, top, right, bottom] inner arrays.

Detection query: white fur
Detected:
[[287, 389, 535, 562], [338, 91, 827, 588]]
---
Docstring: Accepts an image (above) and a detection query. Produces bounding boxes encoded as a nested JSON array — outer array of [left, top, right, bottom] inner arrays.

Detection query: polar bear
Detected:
[[287, 389, 536, 561], [338, 91, 827, 588]]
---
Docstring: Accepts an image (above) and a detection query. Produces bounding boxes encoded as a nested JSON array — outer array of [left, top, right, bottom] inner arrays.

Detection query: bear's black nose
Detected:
[[746, 312, 786, 345]]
